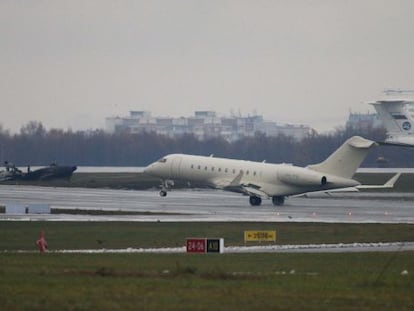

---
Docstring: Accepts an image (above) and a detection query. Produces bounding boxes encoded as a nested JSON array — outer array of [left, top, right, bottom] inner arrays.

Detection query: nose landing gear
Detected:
[[159, 179, 174, 197]]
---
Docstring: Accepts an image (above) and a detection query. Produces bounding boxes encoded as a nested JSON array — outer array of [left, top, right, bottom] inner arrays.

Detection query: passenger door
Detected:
[[170, 156, 182, 179]]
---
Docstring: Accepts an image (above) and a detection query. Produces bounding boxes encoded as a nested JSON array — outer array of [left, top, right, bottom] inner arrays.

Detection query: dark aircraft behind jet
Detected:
[[0, 162, 77, 182], [24, 163, 77, 181]]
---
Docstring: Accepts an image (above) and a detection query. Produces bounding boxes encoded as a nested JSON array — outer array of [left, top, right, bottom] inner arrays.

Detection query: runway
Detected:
[[0, 185, 413, 223]]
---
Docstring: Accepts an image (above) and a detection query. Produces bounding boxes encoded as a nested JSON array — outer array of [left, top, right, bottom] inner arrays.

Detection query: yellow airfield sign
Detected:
[[244, 230, 276, 242]]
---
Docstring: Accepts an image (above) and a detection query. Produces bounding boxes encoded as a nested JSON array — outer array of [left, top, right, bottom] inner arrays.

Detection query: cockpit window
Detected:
[[157, 158, 167, 163]]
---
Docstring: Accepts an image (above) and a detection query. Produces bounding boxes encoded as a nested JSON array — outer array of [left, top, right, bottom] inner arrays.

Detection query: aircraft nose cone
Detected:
[[144, 163, 160, 177], [143, 165, 153, 175]]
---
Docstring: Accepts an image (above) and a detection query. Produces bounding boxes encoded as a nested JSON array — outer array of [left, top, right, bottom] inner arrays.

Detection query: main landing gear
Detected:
[[249, 196, 262, 206], [272, 196, 285, 206], [159, 179, 174, 197], [249, 195, 285, 206]]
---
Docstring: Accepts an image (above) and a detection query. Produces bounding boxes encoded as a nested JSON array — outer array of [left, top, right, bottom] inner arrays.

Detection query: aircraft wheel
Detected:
[[272, 196, 285, 206], [159, 190, 167, 197], [249, 196, 262, 206]]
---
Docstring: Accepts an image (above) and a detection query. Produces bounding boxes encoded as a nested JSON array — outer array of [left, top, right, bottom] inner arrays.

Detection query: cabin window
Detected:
[[218, 168, 221, 172], [212, 167, 215, 171], [191, 164, 194, 169], [204, 166, 208, 170], [253, 171, 257, 176], [225, 168, 228, 173], [232, 169, 236, 174], [197, 165, 201, 169], [246, 170, 249, 175]]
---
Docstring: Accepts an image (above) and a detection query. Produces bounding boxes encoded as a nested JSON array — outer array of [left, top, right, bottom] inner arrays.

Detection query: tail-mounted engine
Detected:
[[278, 167, 327, 187]]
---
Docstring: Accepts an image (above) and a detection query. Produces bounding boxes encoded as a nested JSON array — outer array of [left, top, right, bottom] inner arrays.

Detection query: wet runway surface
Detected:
[[0, 185, 413, 223]]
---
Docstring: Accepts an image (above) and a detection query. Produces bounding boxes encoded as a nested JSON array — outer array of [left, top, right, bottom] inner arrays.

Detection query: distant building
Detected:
[[345, 111, 382, 130], [105, 111, 314, 141]]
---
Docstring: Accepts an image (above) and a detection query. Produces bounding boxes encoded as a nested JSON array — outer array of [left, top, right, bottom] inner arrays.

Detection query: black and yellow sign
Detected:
[[186, 238, 224, 253], [206, 239, 221, 253], [244, 230, 276, 242]]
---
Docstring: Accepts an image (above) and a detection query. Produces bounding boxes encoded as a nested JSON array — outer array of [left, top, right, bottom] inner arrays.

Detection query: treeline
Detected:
[[0, 121, 413, 167]]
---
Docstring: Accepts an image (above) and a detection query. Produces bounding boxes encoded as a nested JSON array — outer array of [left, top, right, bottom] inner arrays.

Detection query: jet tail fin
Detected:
[[307, 136, 377, 179]]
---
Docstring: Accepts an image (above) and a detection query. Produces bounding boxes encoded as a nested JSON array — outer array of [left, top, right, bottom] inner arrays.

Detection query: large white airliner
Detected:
[[370, 98, 414, 146], [144, 136, 377, 206]]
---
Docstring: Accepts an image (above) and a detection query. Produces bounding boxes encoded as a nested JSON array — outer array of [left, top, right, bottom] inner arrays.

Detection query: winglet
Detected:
[[384, 172, 401, 187]]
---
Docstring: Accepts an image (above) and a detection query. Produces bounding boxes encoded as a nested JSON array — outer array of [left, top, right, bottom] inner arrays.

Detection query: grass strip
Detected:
[[0, 252, 413, 310], [1, 222, 413, 251]]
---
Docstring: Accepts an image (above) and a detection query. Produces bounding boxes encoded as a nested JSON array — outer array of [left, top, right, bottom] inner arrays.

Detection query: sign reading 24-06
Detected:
[[186, 239, 206, 253]]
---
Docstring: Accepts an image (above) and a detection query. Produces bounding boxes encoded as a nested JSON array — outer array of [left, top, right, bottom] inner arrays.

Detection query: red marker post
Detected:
[[36, 230, 48, 253]]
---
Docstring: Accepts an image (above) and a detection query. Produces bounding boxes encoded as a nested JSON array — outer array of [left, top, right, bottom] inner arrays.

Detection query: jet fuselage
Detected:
[[144, 136, 376, 206], [145, 154, 359, 197]]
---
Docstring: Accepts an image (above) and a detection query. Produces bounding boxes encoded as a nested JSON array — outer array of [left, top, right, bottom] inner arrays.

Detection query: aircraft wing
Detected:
[[239, 185, 269, 198], [297, 173, 401, 197], [377, 141, 414, 147], [39, 174, 55, 180], [211, 171, 244, 188], [315, 173, 400, 193], [355, 172, 401, 190], [211, 172, 270, 198]]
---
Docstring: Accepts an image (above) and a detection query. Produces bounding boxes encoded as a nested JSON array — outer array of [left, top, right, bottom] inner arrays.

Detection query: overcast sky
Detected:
[[1, 0, 414, 133]]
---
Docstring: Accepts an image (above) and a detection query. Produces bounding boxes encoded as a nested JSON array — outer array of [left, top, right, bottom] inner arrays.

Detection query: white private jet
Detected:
[[144, 136, 377, 206]]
